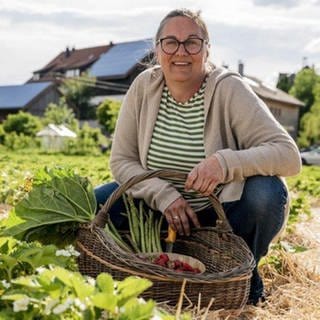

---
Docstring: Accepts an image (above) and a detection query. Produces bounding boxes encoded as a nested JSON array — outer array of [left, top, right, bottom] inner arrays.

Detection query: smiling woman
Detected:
[[95, 8, 302, 306]]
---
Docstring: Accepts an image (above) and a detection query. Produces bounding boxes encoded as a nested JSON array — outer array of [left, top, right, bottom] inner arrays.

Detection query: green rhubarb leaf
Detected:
[[0, 168, 96, 239]]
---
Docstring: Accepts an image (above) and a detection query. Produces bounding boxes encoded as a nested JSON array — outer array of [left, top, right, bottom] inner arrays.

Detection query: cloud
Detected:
[[0, 7, 156, 29], [252, 0, 301, 8], [304, 38, 320, 53]]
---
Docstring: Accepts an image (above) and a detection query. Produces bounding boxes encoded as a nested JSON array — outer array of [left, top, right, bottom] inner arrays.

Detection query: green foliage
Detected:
[[59, 73, 96, 120], [287, 195, 311, 233], [276, 74, 293, 93], [0, 167, 96, 243], [289, 68, 319, 113], [289, 67, 320, 147], [0, 237, 78, 281], [64, 123, 108, 155], [0, 150, 112, 205], [3, 132, 38, 151], [42, 97, 79, 131], [0, 124, 5, 144], [285, 165, 320, 234], [3, 111, 41, 137], [96, 99, 121, 134], [0, 266, 170, 319], [287, 165, 320, 199], [297, 88, 320, 147]]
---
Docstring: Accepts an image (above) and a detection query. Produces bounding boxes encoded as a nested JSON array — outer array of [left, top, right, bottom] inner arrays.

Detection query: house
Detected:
[[36, 123, 77, 152], [29, 39, 154, 95], [89, 38, 154, 94], [0, 82, 60, 121], [237, 63, 304, 140], [24, 39, 154, 117], [243, 76, 303, 139], [28, 44, 112, 83]]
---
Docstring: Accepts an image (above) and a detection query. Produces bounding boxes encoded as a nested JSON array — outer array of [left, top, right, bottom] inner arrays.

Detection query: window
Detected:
[[33, 73, 40, 80], [65, 69, 80, 78]]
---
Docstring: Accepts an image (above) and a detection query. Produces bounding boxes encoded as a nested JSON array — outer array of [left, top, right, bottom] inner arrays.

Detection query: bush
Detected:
[[64, 123, 107, 155], [96, 99, 121, 134], [3, 132, 39, 151], [42, 97, 79, 131], [3, 111, 41, 137], [0, 124, 5, 144]]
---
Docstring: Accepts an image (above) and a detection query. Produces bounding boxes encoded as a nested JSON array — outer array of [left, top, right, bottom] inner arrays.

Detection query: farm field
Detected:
[[0, 149, 112, 205], [0, 149, 319, 319]]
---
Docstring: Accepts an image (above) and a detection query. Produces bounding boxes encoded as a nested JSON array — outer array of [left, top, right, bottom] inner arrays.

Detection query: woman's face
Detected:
[[156, 16, 209, 84]]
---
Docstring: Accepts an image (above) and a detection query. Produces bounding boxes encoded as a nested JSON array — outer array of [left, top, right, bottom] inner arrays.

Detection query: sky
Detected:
[[0, 0, 319, 87]]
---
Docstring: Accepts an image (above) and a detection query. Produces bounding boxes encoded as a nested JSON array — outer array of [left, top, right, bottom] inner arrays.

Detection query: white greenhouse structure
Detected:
[[36, 124, 77, 152]]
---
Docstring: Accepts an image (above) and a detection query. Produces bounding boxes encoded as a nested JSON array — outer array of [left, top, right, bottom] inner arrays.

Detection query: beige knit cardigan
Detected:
[[110, 65, 301, 213]]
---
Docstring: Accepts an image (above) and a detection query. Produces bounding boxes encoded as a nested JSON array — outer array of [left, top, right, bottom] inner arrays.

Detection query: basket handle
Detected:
[[93, 169, 233, 233]]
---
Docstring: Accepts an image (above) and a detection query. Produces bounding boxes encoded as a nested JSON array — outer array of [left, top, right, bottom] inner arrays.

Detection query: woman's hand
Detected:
[[163, 197, 200, 236], [185, 155, 223, 196]]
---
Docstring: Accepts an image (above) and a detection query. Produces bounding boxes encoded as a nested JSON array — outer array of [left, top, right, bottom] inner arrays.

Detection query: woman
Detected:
[[95, 9, 301, 305]]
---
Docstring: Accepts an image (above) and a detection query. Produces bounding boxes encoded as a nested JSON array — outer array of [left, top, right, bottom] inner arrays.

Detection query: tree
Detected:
[[297, 82, 320, 147], [43, 97, 79, 131], [59, 73, 96, 120], [96, 99, 121, 134], [3, 111, 41, 136], [289, 67, 319, 116], [276, 74, 294, 93]]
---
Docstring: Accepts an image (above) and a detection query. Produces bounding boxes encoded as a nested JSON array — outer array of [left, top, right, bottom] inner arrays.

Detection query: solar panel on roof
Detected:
[[89, 39, 153, 78], [0, 82, 52, 109]]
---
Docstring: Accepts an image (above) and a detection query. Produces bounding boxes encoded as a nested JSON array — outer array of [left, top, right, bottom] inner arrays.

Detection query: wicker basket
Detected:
[[76, 170, 255, 310]]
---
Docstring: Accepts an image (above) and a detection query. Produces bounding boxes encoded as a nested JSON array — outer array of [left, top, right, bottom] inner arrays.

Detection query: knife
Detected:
[[165, 225, 177, 253]]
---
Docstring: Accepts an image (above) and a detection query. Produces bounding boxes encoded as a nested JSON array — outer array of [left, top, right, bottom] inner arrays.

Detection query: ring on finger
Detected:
[[173, 216, 179, 220]]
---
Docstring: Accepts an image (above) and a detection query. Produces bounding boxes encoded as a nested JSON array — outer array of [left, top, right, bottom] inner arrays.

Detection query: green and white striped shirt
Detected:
[[147, 81, 211, 211]]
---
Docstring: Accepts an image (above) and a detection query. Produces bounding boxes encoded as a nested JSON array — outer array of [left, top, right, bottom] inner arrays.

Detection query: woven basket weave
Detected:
[[76, 170, 255, 310]]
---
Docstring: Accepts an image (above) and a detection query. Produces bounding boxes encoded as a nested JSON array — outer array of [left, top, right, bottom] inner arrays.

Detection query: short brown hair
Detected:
[[155, 9, 209, 42]]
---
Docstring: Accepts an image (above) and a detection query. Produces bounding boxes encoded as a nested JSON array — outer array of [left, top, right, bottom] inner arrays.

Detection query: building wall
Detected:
[[0, 109, 19, 122], [263, 98, 300, 140], [26, 87, 60, 117]]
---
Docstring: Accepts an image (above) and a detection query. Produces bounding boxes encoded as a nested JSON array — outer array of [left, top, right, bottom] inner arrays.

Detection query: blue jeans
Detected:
[[94, 175, 288, 303]]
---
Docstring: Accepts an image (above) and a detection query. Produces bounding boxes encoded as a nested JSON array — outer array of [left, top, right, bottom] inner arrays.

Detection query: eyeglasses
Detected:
[[157, 36, 207, 55]]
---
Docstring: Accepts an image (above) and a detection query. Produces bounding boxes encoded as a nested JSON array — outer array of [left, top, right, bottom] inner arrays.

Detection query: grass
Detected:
[[0, 148, 112, 205]]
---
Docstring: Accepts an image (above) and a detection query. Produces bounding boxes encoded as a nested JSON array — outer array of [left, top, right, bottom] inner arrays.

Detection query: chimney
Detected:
[[65, 46, 71, 58], [238, 60, 244, 76]]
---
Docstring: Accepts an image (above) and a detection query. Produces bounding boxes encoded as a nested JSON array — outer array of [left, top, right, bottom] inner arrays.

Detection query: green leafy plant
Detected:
[[96, 99, 121, 134], [0, 266, 187, 319], [0, 167, 96, 244], [42, 97, 79, 132], [2, 111, 41, 137], [0, 237, 78, 282]]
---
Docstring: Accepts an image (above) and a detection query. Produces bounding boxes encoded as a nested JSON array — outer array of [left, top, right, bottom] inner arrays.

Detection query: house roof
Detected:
[[89, 39, 153, 79], [0, 82, 53, 109], [33, 44, 111, 80], [36, 124, 77, 137], [244, 76, 304, 107]]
